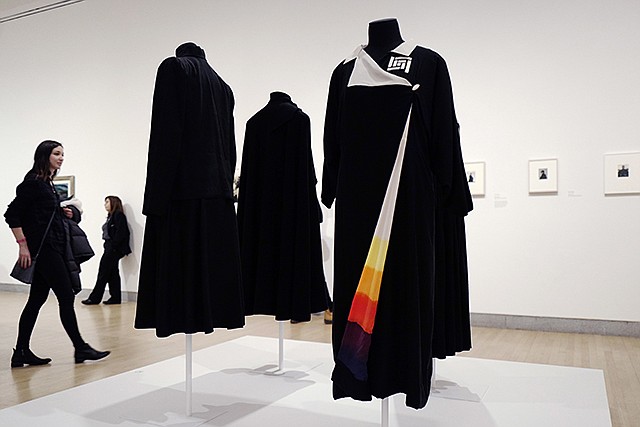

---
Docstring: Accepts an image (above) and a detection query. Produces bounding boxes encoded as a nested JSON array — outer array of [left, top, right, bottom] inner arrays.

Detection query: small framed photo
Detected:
[[465, 162, 485, 197], [53, 175, 75, 200], [529, 159, 558, 194], [604, 152, 640, 195]]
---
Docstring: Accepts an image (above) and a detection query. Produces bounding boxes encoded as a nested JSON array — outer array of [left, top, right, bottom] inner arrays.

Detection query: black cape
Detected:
[[135, 42, 244, 337], [237, 92, 329, 322], [322, 43, 472, 409]]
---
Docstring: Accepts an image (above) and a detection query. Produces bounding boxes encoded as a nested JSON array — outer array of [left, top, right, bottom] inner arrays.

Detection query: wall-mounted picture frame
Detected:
[[53, 175, 75, 200], [464, 161, 485, 197], [604, 152, 640, 195], [529, 159, 558, 194]]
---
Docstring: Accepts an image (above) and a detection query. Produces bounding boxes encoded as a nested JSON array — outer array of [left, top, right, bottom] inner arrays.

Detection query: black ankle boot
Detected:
[[74, 343, 110, 363], [11, 348, 52, 368]]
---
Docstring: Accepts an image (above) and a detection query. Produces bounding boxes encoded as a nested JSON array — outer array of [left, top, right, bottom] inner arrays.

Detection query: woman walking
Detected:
[[5, 140, 110, 367]]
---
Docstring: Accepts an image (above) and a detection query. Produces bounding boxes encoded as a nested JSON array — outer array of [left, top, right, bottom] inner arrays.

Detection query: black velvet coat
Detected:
[[237, 92, 328, 322], [322, 43, 472, 409], [136, 43, 244, 337]]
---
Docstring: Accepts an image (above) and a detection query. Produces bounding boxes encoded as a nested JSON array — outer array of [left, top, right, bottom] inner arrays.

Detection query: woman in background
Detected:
[[5, 140, 110, 367], [82, 195, 131, 305]]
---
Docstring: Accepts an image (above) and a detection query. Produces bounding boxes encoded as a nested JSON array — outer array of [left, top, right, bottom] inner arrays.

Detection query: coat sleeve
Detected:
[[321, 64, 345, 209], [304, 112, 323, 223], [5, 188, 26, 228], [427, 55, 472, 216], [4, 180, 36, 228], [67, 205, 82, 224], [143, 57, 187, 216]]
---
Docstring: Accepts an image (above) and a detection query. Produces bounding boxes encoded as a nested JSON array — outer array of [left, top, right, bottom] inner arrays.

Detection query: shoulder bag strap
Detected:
[[33, 207, 57, 261]]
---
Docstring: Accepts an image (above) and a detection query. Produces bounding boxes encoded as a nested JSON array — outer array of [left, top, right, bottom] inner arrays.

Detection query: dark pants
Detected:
[[16, 245, 85, 349], [88, 245, 122, 302]]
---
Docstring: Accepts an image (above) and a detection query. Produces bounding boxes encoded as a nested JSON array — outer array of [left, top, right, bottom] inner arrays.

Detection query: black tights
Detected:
[[16, 245, 85, 350]]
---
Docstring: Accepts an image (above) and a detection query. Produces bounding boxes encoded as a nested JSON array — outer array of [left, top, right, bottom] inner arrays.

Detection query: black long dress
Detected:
[[237, 92, 328, 322], [135, 42, 244, 338], [322, 42, 472, 409]]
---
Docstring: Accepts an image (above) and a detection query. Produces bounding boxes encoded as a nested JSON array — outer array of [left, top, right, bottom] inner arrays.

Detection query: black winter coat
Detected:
[[62, 205, 94, 294], [65, 205, 95, 264]]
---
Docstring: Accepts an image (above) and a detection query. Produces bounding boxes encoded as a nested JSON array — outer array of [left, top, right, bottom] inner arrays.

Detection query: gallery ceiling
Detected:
[[0, 0, 51, 14], [0, 0, 85, 23]]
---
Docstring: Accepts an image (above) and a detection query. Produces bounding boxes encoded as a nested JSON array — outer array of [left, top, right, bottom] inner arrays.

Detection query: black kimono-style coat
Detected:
[[237, 92, 328, 322], [322, 42, 472, 409]]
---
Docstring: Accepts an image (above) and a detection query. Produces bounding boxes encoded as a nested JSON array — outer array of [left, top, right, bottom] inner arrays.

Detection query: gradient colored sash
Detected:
[[337, 106, 413, 380]]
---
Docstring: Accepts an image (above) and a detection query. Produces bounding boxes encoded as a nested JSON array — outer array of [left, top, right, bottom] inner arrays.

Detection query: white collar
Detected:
[[391, 41, 417, 56], [343, 40, 417, 64], [346, 46, 412, 88]]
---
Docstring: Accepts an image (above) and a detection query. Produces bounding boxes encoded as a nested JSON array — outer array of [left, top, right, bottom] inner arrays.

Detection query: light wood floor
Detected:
[[1, 291, 638, 426]]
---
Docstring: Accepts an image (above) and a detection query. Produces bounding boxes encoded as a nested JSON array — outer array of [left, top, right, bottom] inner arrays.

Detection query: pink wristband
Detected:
[[16, 238, 26, 244]]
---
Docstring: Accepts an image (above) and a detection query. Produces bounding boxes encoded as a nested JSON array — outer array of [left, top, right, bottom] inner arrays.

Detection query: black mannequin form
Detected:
[[364, 18, 404, 62]]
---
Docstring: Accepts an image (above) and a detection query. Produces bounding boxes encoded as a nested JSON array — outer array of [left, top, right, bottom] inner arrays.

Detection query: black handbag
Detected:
[[10, 261, 36, 284], [10, 208, 56, 285]]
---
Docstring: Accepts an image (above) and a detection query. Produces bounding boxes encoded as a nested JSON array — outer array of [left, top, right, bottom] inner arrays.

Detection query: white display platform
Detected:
[[0, 336, 611, 426]]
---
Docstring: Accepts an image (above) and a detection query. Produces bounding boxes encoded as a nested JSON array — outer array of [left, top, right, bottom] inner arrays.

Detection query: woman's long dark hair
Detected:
[[32, 140, 63, 180], [106, 195, 124, 216]]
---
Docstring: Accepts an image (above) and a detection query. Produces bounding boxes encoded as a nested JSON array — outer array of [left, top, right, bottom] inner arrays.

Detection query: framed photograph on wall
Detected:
[[604, 152, 640, 195], [53, 175, 75, 200], [464, 161, 485, 197], [529, 159, 558, 194]]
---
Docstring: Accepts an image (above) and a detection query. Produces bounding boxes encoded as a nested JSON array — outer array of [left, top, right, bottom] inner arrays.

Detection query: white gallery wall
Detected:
[[1, 0, 638, 322]]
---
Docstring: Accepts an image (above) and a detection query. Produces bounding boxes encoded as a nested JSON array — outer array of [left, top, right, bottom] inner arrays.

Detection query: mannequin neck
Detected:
[[176, 42, 205, 59], [365, 18, 404, 59], [270, 91, 290, 102]]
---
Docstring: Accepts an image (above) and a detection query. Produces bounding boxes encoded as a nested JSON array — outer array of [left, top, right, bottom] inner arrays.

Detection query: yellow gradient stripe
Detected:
[[364, 236, 389, 271]]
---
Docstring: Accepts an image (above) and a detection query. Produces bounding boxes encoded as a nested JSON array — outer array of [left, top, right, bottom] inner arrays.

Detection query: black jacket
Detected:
[[143, 42, 236, 217], [105, 210, 131, 257], [5, 172, 64, 255]]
